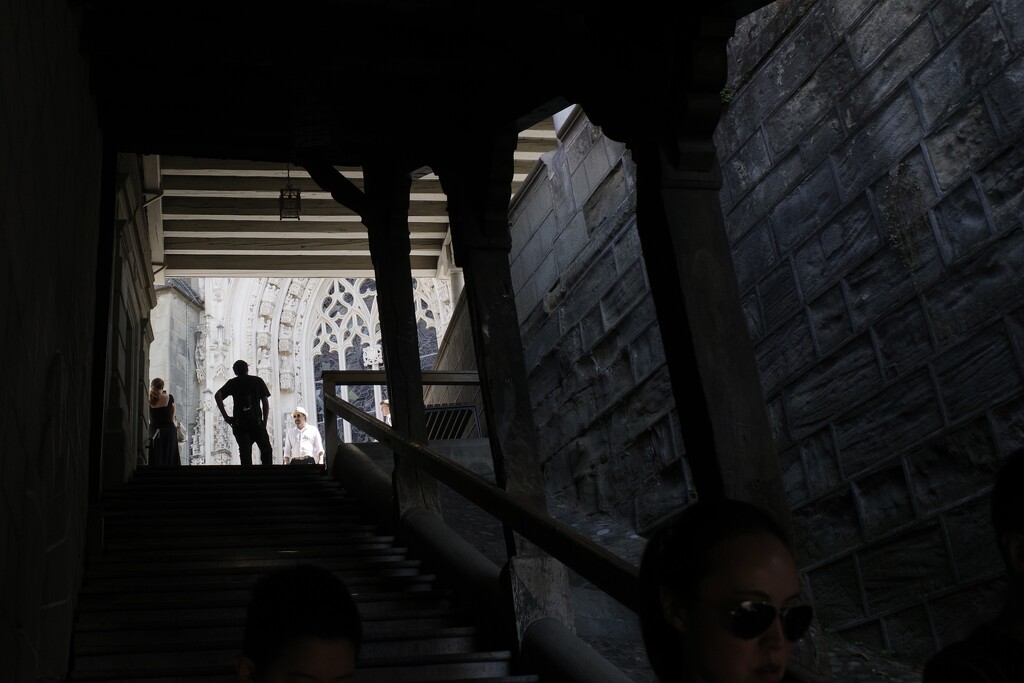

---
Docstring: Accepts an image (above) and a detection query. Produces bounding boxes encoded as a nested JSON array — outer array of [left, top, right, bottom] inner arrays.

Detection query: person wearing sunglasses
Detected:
[[639, 498, 813, 683]]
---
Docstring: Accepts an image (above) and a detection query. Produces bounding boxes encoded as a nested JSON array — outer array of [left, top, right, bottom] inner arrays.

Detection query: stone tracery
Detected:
[[193, 276, 449, 464]]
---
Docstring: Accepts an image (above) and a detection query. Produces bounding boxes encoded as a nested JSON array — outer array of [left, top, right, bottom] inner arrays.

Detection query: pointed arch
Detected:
[[197, 275, 454, 458]]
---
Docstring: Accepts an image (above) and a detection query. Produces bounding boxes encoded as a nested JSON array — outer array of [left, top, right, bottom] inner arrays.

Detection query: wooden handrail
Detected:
[[321, 386, 641, 613]]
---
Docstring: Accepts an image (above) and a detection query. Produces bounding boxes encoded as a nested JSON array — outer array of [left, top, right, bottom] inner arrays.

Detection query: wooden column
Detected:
[[616, 10, 830, 679], [632, 142, 790, 521], [577, 8, 794, 521], [436, 132, 574, 646], [362, 160, 441, 516], [301, 154, 439, 516]]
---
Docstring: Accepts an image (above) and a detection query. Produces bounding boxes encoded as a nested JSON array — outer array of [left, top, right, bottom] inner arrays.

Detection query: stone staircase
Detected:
[[68, 466, 539, 682]]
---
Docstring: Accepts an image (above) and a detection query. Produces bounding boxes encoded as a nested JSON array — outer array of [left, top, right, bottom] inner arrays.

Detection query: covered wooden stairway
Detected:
[[68, 465, 545, 682]]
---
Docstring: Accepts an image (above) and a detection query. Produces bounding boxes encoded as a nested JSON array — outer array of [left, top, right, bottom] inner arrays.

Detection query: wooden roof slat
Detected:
[[161, 197, 447, 218], [161, 220, 447, 236], [163, 253, 440, 277], [164, 237, 442, 254], [155, 118, 557, 277]]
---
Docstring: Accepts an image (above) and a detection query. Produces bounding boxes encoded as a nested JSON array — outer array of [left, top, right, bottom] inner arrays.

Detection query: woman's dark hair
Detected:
[[148, 378, 165, 406], [638, 498, 794, 682], [241, 563, 362, 673]]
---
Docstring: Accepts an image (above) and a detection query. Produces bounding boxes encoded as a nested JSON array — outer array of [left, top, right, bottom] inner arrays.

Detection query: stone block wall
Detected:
[[0, 1, 104, 679], [150, 280, 204, 464], [509, 110, 694, 534], [715, 0, 1024, 667], [104, 156, 158, 480]]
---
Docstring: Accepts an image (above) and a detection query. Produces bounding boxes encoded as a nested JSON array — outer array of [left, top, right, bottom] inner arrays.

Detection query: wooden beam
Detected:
[[161, 219, 448, 234], [163, 253, 439, 276], [364, 159, 441, 516], [161, 196, 449, 217], [163, 236, 443, 255]]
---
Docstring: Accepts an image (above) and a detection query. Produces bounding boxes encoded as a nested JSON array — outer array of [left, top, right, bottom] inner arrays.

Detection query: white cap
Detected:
[[293, 406, 307, 417]]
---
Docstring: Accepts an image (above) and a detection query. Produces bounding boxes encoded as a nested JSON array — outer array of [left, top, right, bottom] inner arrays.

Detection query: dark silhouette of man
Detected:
[[216, 359, 273, 466], [923, 448, 1024, 682]]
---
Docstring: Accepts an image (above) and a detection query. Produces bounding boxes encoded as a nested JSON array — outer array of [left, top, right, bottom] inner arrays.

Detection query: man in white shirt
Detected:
[[381, 398, 392, 426], [284, 406, 325, 466]]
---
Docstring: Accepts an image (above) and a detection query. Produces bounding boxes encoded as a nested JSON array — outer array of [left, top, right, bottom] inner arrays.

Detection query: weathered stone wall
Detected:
[[503, 0, 1023, 670], [0, 1, 103, 679], [715, 0, 1024, 667], [509, 110, 695, 534], [104, 156, 158, 480], [150, 280, 204, 464]]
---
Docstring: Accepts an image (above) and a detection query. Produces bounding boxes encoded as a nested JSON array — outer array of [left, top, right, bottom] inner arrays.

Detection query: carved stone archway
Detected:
[[192, 276, 453, 464]]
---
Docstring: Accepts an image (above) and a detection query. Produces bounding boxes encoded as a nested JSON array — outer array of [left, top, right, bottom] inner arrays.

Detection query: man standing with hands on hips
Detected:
[[216, 359, 274, 466], [284, 406, 325, 466]]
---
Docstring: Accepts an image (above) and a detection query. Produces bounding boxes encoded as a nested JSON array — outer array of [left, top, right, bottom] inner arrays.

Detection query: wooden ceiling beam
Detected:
[[163, 253, 440, 278], [161, 219, 447, 236], [161, 197, 447, 217], [164, 237, 442, 255], [155, 119, 556, 278]]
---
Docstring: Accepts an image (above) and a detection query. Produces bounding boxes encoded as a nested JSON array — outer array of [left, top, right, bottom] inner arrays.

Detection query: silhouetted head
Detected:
[[639, 499, 810, 683], [233, 359, 249, 376], [237, 564, 361, 683]]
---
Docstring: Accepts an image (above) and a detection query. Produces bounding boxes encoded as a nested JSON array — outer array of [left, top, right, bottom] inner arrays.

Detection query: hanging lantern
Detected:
[[279, 164, 301, 220]]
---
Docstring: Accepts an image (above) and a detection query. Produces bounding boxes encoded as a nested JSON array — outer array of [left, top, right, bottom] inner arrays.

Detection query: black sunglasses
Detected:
[[724, 600, 813, 641]]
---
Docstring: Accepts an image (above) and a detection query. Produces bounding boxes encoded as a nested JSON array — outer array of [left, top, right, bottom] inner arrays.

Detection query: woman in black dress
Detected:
[[148, 378, 180, 466]]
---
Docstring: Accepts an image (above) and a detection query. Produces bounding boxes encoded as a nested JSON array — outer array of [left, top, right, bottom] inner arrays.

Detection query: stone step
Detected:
[[102, 501, 364, 518], [119, 480, 339, 488], [77, 585, 456, 611], [75, 610, 473, 636], [71, 632, 499, 672], [72, 628, 498, 672], [356, 650, 518, 682], [69, 668, 540, 683], [83, 555, 424, 578], [93, 541, 408, 563], [102, 530, 392, 550], [102, 519, 380, 538], [68, 468, 533, 683], [129, 465, 327, 478], [74, 624, 485, 656], [78, 569, 437, 595], [104, 495, 361, 507]]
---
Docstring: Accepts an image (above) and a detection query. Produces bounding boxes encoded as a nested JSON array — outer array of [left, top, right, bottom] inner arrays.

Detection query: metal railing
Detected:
[[320, 370, 641, 613]]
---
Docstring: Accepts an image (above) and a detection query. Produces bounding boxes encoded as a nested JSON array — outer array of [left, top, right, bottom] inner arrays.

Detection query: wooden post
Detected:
[[436, 132, 574, 647], [611, 12, 830, 677], [632, 142, 790, 519], [578, 8, 794, 521], [363, 160, 441, 516], [301, 153, 439, 516]]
